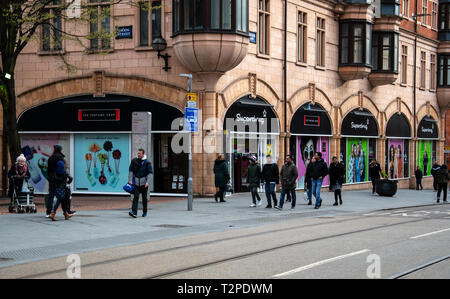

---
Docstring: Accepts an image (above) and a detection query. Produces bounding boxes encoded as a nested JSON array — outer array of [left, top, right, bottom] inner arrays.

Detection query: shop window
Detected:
[[385, 139, 410, 179], [258, 0, 270, 55], [316, 17, 325, 66], [172, 0, 249, 35], [340, 138, 376, 184], [438, 54, 450, 87], [139, 1, 162, 47], [339, 22, 371, 67], [372, 32, 399, 72], [417, 140, 437, 176], [297, 11, 307, 63], [42, 1, 63, 52], [88, 0, 112, 50]]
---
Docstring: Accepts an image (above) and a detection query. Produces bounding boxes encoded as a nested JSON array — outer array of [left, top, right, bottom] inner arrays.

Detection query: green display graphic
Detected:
[[346, 138, 368, 183], [417, 140, 432, 176]]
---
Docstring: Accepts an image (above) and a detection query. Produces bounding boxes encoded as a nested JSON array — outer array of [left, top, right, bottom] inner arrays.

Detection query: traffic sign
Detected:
[[185, 108, 199, 132]]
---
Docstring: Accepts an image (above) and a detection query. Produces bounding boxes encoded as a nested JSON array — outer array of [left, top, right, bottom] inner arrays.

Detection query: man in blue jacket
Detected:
[[128, 149, 153, 218]]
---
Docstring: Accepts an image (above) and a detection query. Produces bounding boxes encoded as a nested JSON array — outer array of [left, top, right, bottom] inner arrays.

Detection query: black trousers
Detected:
[[250, 187, 261, 204], [334, 189, 342, 203], [215, 186, 225, 201], [416, 179, 423, 190], [433, 177, 438, 191], [371, 179, 378, 194], [437, 183, 448, 201], [131, 185, 148, 214], [46, 182, 56, 215]]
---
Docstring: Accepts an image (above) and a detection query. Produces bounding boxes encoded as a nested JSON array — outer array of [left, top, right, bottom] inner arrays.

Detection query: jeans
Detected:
[[264, 183, 277, 206], [46, 183, 56, 214], [250, 186, 261, 204], [279, 187, 296, 208], [437, 183, 448, 201], [306, 184, 313, 202], [311, 178, 323, 207], [131, 185, 149, 215]]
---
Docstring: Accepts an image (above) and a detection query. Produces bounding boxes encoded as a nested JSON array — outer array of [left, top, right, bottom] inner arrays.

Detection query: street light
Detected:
[[179, 73, 193, 211], [152, 36, 171, 72]]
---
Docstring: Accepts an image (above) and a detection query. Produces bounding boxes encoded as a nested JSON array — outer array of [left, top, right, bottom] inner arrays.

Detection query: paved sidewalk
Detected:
[[0, 188, 446, 269]]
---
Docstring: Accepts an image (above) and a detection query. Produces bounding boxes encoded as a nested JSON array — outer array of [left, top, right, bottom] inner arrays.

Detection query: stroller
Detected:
[[8, 176, 37, 214]]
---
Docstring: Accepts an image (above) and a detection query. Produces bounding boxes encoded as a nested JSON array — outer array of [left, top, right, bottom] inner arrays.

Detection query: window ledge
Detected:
[[295, 61, 307, 68], [429, 89, 436, 93], [135, 46, 156, 52], [400, 83, 408, 87], [86, 49, 114, 55], [256, 53, 271, 60], [315, 65, 326, 71], [419, 87, 426, 91], [37, 50, 65, 56]]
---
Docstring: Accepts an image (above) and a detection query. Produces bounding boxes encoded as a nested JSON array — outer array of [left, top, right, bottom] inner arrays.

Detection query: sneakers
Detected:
[[274, 205, 282, 210], [257, 200, 262, 207], [129, 211, 137, 218], [265, 205, 272, 209], [290, 207, 295, 211], [142, 212, 147, 217], [249, 203, 256, 208]]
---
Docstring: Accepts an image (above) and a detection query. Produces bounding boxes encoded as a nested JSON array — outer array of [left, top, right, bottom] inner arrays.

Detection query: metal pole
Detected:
[[180, 73, 193, 211]]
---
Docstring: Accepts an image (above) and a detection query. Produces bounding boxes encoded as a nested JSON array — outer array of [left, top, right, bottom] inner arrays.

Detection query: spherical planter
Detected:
[[375, 179, 398, 197]]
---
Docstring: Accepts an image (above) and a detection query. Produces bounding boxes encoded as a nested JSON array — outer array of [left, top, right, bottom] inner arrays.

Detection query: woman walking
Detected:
[[213, 154, 230, 203], [247, 156, 262, 207], [329, 156, 345, 206]]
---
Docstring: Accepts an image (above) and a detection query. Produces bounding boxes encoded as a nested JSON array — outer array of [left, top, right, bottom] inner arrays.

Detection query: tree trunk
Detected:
[[3, 75, 21, 164]]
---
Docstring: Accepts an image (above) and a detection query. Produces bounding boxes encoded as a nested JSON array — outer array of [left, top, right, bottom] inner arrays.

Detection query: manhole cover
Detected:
[[153, 224, 188, 229]]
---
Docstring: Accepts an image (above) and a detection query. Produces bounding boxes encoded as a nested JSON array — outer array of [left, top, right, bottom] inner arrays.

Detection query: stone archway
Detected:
[[383, 98, 413, 137]]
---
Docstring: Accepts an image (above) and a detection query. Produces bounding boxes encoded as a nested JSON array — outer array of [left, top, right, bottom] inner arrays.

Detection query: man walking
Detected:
[[213, 154, 229, 203], [46, 145, 65, 218], [431, 162, 440, 191], [369, 159, 382, 195], [248, 156, 262, 207], [128, 149, 153, 218], [262, 155, 279, 208], [415, 166, 423, 190], [304, 157, 315, 205], [275, 155, 298, 210], [310, 152, 328, 209], [436, 165, 449, 203]]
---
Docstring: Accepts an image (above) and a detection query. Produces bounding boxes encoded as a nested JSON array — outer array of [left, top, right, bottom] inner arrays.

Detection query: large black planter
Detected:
[[375, 179, 398, 197]]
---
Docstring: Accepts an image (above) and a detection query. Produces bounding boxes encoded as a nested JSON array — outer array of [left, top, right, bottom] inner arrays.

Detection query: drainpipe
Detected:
[[283, 0, 288, 157]]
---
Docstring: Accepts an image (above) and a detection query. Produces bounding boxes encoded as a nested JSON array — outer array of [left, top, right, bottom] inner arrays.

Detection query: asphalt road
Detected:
[[1, 203, 449, 279]]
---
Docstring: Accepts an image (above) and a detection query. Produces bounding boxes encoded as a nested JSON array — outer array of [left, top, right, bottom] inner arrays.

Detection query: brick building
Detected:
[[1, 0, 449, 197]]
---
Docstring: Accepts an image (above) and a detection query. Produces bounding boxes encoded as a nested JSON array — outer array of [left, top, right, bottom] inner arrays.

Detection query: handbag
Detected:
[[123, 182, 135, 194]]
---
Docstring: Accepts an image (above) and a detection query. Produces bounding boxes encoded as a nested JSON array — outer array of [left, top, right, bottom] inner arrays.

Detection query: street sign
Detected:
[[187, 92, 197, 102], [185, 108, 199, 132]]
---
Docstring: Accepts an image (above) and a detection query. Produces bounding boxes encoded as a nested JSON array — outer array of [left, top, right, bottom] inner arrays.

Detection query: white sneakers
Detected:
[[250, 200, 262, 208]]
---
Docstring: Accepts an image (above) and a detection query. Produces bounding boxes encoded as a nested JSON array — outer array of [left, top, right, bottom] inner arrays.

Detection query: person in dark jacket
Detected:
[[275, 155, 298, 210], [46, 145, 65, 218], [262, 155, 279, 208], [310, 152, 328, 209], [48, 159, 72, 221], [436, 164, 449, 203], [415, 166, 423, 190], [304, 157, 315, 205], [128, 149, 153, 218], [431, 163, 440, 191], [247, 156, 262, 207], [329, 156, 345, 206], [214, 154, 230, 203], [369, 159, 382, 194]]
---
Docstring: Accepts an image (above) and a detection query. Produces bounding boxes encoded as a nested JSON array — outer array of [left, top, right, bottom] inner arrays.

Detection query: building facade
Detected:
[[1, 0, 449, 196]]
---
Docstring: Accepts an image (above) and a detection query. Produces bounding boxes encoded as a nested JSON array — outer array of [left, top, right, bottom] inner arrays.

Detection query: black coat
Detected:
[[310, 159, 328, 180], [436, 168, 450, 184], [329, 162, 345, 186], [415, 169, 423, 179], [47, 151, 65, 183], [262, 163, 279, 184], [305, 163, 313, 188], [369, 162, 381, 180], [214, 160, 230, 188]]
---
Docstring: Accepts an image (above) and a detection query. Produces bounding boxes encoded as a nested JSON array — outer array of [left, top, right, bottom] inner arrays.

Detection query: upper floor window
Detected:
[[438, 54, 450, 87], [88, 0, 112, 50], [420, 51, 426, 88], [401, 45, 408, 84], [139, 1, 162, 47], [173, 0, 249, 36], [339, 22, 371, 67], [316, 17, 325, 66], [42, 0, 63, 51], [432, 1, 438, 29], [297, 11, 307, 63], [381, 0, 400, 16], [401, 0, 409, 17], [372, 32, 399, 72], [430, 53, 436, 89], [258, 0, 270, 55], [422, 0, 428, 25], [440, 3, 450, 31]]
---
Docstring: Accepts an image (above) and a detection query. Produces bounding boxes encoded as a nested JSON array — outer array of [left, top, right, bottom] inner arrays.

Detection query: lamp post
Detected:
[[152, 36, 171, 72], [179, 73, 193, 211]]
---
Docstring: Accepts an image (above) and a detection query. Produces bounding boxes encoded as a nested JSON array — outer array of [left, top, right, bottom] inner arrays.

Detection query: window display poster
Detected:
[[387, 139, 404, 179], [346, 138, 368, 183], [20, 134, 71, 193], [417, 140, 432, 176], [296, 136, 329, 189], [74, 133, 130, 193]]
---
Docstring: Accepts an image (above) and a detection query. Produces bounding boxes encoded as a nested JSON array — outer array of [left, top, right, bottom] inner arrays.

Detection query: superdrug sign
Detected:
[[341, 110, 378, 137], [417, 117, 439, 139]]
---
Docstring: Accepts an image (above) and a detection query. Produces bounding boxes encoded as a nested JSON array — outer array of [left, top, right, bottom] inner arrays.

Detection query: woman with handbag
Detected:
[[329, 156, 345, 206], [214, 154, 230, 203]]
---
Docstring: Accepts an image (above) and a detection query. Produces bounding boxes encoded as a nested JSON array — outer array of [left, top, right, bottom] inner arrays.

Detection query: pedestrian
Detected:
[[128, 149, 153, 218], [431, 162, 440, 192], [304, 157, 315, 206], [275, 155, 298, 210], [369, 159, 382, 195], [415, 166, 423, 190], [436, 164, 449, 203], [248, 156, 262, 207], [310, 152, 328, 209], [52, 159, 76, 216], [214, 154, 229, 203], [262, 155, 279, 208], [48, 159, 72, 221], [46, 145, 65, 218], [8, 154, 31, 209], [329, 156, 345, 206]]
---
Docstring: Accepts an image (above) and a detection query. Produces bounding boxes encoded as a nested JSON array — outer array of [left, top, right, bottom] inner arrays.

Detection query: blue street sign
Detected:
[[185, 108, 199, 132], [249, 32, 256, 44]]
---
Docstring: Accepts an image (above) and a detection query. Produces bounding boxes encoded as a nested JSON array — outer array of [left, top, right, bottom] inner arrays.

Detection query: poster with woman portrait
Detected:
[[388, 139, 404, 179], [296, 136, 329, 189], [346, 138, 368, 183], [417, 140, 432, 176]]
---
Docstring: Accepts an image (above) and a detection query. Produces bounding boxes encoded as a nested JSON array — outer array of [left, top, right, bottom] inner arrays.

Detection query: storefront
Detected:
[[289, 103, 332, 189], [385, 113, 411, 179], [18, 94, 187, 196], [340, 109, 379, 184], [223, 96, 279, 193], [416, 116, 439, 177]]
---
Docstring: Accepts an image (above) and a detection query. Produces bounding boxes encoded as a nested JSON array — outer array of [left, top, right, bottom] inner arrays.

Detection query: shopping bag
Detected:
[[123, 183, 134, 194]]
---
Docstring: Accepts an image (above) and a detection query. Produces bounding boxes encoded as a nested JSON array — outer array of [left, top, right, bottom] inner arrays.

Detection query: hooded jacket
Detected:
[[310, 158, 328, 180], [47, 145, 65, 183], [280, 161, 298, 189], [214, 159, 230, 188], [129, 155, 153, 187], [247, 162, 262, 188], [435, 166, 450, 184]]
